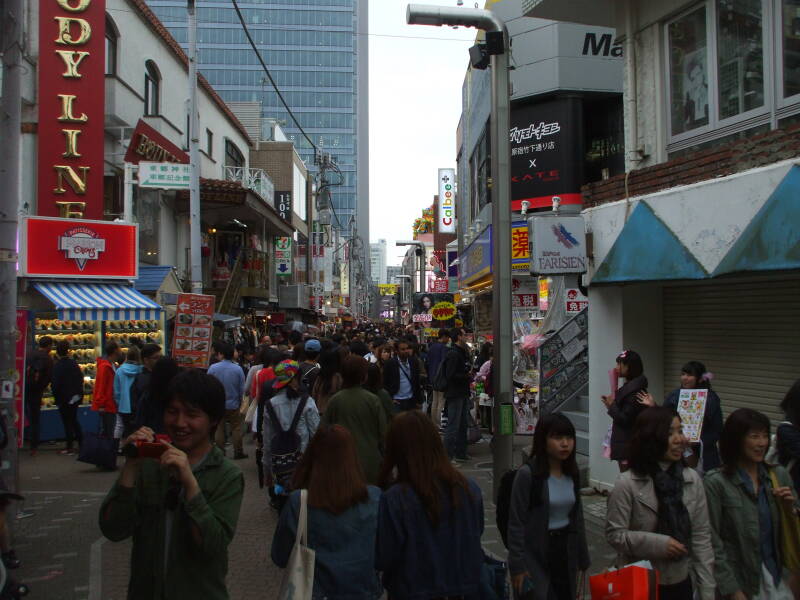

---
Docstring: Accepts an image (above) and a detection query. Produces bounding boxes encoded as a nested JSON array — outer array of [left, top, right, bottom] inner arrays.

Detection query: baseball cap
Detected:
[[304, 339, 322, 352], [273, 360, 300, 390]]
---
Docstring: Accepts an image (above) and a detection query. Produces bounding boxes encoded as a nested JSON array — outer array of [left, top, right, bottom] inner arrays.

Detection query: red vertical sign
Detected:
[[171, 294, 215, 369], [38, 0, 106, 220], [15, 311, 28, 447]]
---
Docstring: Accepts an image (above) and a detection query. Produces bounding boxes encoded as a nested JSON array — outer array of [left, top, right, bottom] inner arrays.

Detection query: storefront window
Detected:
[[717, 0, 764, 119], [783, 0, 800, 97], [669, 7, 709, 135]]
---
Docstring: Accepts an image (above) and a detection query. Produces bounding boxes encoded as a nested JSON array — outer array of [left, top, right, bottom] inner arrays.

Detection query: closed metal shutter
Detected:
[[663, 278, 800, 423]]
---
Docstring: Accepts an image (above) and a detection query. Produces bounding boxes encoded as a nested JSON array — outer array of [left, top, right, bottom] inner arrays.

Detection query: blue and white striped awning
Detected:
[[33, 282, 162, 321]]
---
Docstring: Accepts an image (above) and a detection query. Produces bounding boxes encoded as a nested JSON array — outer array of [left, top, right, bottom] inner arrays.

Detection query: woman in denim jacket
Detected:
[[271, 424, 382, 599]]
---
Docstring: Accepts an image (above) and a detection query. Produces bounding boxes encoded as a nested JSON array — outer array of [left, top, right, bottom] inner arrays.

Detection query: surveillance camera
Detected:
[[520, 200, 530, 215]]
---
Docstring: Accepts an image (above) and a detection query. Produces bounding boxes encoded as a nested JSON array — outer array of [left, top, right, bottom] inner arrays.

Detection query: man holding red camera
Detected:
[[99, 369, 244, 599]]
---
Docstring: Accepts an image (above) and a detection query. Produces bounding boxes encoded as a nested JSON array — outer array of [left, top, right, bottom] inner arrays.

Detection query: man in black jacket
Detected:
[[383, 339, 422, 412], [442, 328, 472, 462], [25, 336, 54, 456], [51, 341, 84, 454]]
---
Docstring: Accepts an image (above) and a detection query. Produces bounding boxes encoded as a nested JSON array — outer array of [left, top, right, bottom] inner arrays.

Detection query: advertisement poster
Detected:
[[413, 293, 456, 327], [171, 294, 215, 369], [677, 389, 708, 443], [15, 310, 27, 447]]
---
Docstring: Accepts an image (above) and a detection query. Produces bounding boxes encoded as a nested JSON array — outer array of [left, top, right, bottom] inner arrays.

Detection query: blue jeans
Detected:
[[444, 397, 469, 459]]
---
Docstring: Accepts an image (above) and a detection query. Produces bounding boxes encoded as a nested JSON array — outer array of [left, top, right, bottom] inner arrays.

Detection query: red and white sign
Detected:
[[171, 294, 215, 369], [512, 277, 538, 309], [412, 313, 433, 323], [38, 0, 106, 220], [14, 310, 27, 447], [124, 119, 189, 165], [565, 288, 588, 314], [20, 216, 138, 279], [429, 279, 448, 293]]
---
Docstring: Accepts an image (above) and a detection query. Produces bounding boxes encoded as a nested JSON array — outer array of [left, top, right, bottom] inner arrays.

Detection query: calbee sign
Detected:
[[528, 215, 587, 275], [437, 168, 456, 234]]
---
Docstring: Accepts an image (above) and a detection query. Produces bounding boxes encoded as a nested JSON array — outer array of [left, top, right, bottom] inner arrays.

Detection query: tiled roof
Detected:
[[134, 265, 174, 292], [125, 0, 253, 147]]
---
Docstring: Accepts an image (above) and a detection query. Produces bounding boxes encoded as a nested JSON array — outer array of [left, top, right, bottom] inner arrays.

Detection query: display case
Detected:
[[34, 317, 100, 408], [104, 319, 163, 355]]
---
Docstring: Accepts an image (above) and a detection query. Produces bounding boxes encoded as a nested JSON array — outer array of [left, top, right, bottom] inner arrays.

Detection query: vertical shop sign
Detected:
[[171, 294, 215, 369], [437, 168, 456, 233], [38, 0, 106, 220], [509, 98, 583, 212], [565, 288, 588, 314], [275, 191, 292, 221], [275, 237, 292, 275], [14, 311, 27, 446], [538, 278, 549, 311]]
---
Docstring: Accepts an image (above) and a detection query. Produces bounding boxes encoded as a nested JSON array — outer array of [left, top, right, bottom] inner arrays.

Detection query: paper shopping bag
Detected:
[[589, 564, 659, 600]]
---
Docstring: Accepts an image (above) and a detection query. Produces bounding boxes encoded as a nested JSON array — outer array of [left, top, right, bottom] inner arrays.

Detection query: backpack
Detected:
[[300, 364, 320, 391], [264, 395, 309, 491], [431, 354, 449, 392], [495, 462, 535, 548]]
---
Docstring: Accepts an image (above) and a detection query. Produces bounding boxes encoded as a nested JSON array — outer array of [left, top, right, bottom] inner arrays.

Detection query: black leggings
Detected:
[[659, 577, 692, 600], [546, 530, 571, 600], [57, 402, 82, 449]]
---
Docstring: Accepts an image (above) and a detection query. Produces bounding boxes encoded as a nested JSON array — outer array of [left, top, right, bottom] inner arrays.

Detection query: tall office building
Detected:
[[146, 0, 369, 247], [370, 239, 387, 285]]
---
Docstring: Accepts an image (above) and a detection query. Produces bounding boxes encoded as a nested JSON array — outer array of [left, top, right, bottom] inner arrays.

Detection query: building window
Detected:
[[206, 129, 213, 157], [224, 139, 245, 169], [665, 0, 782, 148], [469, 125, 491, 217], [783, 0, 800, 98], [105, 15, 118, 76], [144, 60, 160, 116]]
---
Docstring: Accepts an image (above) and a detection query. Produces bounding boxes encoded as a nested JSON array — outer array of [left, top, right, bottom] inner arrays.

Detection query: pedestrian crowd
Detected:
[[18, 326, 800, 600]]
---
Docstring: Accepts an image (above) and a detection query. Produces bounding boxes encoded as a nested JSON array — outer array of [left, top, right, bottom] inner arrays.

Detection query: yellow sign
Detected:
[[431, 301, 457, 321], [511, 221, 530, 271], [378, 284, 399, 296]]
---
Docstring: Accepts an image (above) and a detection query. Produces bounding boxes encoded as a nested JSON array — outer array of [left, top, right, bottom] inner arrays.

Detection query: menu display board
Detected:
[[677, 388, 708, 443], [171, 294, 215, 369]]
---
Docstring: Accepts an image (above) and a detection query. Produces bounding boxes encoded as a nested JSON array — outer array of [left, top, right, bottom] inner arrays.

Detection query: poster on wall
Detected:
[[171, 294, 215, 369], [413, 293, 456, 327], [14, 310, 27, 447], [509, 97, 583, 212], [677, 389, 708, 443]]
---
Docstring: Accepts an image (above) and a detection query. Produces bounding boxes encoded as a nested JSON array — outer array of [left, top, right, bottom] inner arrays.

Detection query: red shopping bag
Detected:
[[589, 564, 659, 600]]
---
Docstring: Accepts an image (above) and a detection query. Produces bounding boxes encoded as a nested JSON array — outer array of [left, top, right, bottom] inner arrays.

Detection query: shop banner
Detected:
[[14, 310, 27, 447], [509, 97, 583, 212], [124, 119, 189, 165], [138, 162, 191, 190], [38, 0, 105, 220], [378, 284, 399, 296], [437, 168, 456, 233], [20, 216, 138, 279], [459, 225, 492, 286], [565, 288, 589, 314], [511, 220, 530, 272], [528, 215, 587, 275], [275, 191, 292, 221], [429, 279, 448, 293], [275, 237, 292, 276], [677, 389, 708, 443], [171, 294, 215, 369], [512, 277, 538, 309]]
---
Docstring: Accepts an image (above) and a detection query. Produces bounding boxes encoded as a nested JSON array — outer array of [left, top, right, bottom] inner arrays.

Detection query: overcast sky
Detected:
[[368, 1, 475, 265]]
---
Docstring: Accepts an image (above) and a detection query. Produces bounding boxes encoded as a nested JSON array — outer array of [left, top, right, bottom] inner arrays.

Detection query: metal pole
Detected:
[[188, 0, 203, 294], [490, 35, 514, 496], [123, 162, 134, 222], [0, 0, 22, 494]]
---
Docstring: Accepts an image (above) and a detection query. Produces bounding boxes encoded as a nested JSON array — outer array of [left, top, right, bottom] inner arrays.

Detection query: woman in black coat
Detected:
[[507, 413, 590, 600], [601, 350, 648, 471], [50, 340, 84, 454]]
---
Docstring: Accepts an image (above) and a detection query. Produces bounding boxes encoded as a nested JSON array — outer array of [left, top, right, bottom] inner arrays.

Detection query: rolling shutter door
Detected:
[[663, 278, 800, 423]]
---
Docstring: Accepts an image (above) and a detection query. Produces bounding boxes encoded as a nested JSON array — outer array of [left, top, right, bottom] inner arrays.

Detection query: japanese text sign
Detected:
[[38, 0, 106, 220], [275, 237, 292, 276], [138, 162, 191, 190], [565, 288, 588, 314], [511, 220, 530, 272], [677, 389, 708, 443], [171, 294, 215, 369]]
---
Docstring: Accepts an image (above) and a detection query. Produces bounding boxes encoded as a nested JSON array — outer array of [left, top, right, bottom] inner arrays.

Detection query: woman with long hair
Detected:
[[271, 424, 382, 599], [375, 410, 484, 598], [705, 408, 797, 600], [606, 407, 715, 599], [311, 349, 343, 415], [507, 413, 590, 600], [601, 349, 648, 471], [638, 360, 723, 472], [376, 344, 393, 371]]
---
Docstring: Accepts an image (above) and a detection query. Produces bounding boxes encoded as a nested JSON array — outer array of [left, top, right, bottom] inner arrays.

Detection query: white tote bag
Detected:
[[278, 489, 315, 600]]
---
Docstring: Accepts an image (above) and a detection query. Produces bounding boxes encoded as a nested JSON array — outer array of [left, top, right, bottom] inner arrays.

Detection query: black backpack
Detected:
[[264, 395, 309, 491], [495, 461, 535, 548], [431, 353, 449, 392]]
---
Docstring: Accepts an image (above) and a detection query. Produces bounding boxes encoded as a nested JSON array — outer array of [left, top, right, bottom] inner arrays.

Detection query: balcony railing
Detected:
[[224, 166, 275, 206]]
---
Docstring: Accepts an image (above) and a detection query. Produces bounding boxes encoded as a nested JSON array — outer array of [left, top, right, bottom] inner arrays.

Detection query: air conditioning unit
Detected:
[[278, 284, 310, 309]]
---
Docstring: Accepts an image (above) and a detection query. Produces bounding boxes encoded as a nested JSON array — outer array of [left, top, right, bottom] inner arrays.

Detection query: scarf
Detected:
[[652, 462, 692, 548]]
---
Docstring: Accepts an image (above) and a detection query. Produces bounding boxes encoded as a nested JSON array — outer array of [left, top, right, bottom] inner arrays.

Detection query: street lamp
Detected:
[[407, 4, 513, 493], [396, 240, 427, 294]]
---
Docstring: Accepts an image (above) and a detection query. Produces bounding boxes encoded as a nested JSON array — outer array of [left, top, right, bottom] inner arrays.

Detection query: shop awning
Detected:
[[213, 313, 241, 328], [33, 282, 162, 320]]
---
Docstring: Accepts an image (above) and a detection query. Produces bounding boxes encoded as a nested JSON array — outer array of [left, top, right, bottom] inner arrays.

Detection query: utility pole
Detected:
[[0, 0, 23, 492], [187, 0, 203, 294], [407, 5, 512, 496]]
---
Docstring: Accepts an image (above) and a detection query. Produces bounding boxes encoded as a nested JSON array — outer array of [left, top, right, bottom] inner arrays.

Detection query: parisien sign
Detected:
[[528, 215, 587, 275]]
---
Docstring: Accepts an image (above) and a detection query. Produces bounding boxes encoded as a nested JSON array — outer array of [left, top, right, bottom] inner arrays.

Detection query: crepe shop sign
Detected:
[[37, 0, 106, 220], [431, 301, 456, 321]]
